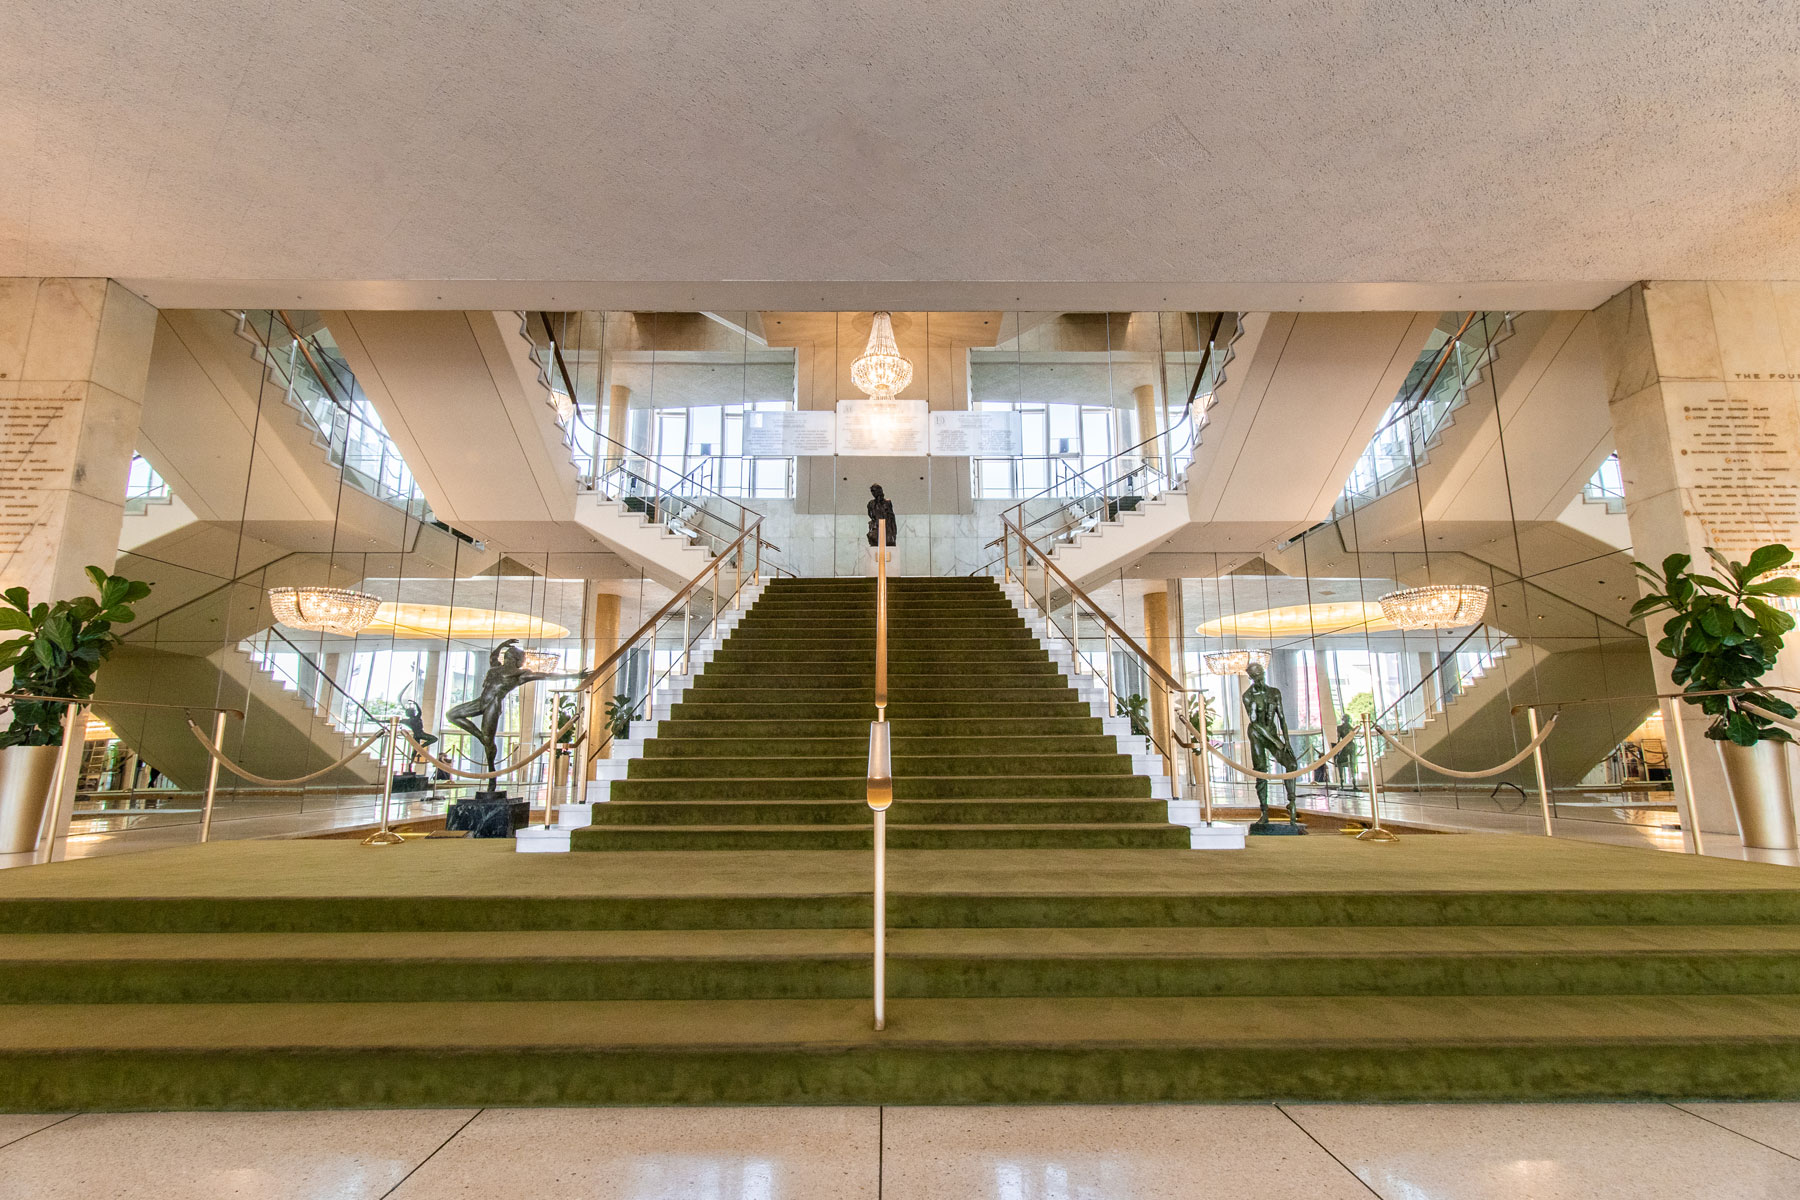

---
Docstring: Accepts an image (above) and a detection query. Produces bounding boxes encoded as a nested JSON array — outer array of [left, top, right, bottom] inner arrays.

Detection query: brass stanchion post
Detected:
[[1528, 706, 1554, 837], [1356, 715, 1397, 843], [199, 709, 227, 843], [37, 700, 84, 865], [361, 716, 404, 846]]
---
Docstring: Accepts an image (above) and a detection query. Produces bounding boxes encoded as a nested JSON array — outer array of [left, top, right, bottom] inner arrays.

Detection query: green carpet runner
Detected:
[[572, 576, 1189, 850]]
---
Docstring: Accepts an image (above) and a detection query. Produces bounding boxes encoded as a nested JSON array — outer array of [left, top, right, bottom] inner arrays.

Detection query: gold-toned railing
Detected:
[[866, 541, 893, 1030]]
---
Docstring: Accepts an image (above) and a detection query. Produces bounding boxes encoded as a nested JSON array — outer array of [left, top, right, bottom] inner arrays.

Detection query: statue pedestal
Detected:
[[1248, 819, 1308, 836], [446, 793, 529, 838]]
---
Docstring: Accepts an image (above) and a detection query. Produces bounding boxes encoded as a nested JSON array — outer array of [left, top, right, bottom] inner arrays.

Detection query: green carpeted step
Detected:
[[640, 740, 1126, 762], [627, 754, 1133, 780], [14, 926, 1800, 1006], [587, 799, 1170, 826], [569, 823, 1191, 851], [12, 994, 1800, 1108], [608, 775, 1153, 801]]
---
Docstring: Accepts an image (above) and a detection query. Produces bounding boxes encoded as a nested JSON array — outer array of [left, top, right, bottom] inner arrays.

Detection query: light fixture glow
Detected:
[[1377, 583, 1490, 630], [268, 586, 382, 636], [1196, 601, 1399, 639], [521, 650, 560, 673], [357, 603, 570, 640], [1204, 649, 1272, 676], [850, 311, 913, 400]]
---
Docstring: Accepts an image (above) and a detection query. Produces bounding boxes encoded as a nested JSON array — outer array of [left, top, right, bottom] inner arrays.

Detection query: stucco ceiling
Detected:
[[5, 1, 1797, 310]]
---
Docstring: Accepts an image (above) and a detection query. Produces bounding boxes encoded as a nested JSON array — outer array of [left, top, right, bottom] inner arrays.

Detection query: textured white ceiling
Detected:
[[4, 1, 1797, 309]]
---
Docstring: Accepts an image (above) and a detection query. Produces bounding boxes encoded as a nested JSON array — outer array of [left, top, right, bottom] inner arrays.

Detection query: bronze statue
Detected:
[[867, 484, 896, 547], [399, 700, 436, 751], [1334, 711, 1359, 787], [445, 639, 584, 777], [1242, 661, 1302, 827]]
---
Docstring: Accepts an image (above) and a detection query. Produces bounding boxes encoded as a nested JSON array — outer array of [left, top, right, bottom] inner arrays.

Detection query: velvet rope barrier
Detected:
[[1200, 724, 1361, 782], [1373, 713, 1559, 779], [397, 715, 577, 780], [187, 720, 388, 786]]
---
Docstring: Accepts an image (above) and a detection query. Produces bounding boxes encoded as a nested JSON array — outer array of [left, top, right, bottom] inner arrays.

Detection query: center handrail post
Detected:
[[867, 537, 893, 1031], [1356, 715, 1397, 842]]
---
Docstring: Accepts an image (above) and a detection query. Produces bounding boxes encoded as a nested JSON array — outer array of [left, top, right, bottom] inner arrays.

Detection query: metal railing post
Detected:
[[681, 607, 692, 676], [199, 710, 227, 843], [867, 541, 892, 1031], [1663, 698, 1704, 855], [1527, 706, 1554, 837], [37, 700, 84, 865], [1356, 715, 1397, 842], [362, 717, 404, 846]]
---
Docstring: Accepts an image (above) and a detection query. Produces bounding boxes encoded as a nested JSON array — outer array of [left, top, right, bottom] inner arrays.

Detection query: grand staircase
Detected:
[[573, 576, 1188, 851]]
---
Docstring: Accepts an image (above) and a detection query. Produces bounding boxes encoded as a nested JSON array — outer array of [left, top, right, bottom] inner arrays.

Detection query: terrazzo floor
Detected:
[[1, 1103, 1797, 1198]]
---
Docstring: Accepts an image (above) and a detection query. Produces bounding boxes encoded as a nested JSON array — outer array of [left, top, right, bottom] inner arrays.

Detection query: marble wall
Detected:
[[1596, 281, 1800, 837], [0, 279, 156, 604], [751, 500, 1010, 579]]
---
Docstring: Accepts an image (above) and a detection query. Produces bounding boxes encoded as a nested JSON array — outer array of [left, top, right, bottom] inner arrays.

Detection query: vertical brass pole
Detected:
[[1071, 603, 1082, 675], [875, 544, 888, 719], [1355, 715, 1396, 842], [868, 541, 892, 1031], [199, 710, 227, 843], [1663, 698, 1705, 855], [361, 717, 404, 845], [681, 607, 692, 676], [1197, 737, 1213, 826], [735, 513, 745, 608], [1528, 706, 1554, 837], [38, 700, 84, 865]]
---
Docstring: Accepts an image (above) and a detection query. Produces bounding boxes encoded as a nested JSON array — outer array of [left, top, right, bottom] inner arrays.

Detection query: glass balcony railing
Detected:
[[1334, 312, 1515, 518], [1583, 452, 1626, 514], [236, 311, 432, 521], [124, 454, 171, 514]]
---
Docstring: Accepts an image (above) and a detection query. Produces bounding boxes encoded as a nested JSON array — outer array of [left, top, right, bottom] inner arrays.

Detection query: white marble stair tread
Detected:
[[514, 825, 572, 853]]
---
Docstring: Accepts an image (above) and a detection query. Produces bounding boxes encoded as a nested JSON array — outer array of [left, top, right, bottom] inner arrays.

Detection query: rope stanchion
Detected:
[[1202, 726, 1360, 782], [1373, 714, 1559, 779], [187, 720, 388, 786], [398, 716, 576, 780]]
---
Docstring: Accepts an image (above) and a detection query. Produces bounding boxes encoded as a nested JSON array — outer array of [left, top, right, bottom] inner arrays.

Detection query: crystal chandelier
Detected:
[[850, 312, 913, 400], [267, 586, 382, 636], [521, 650, 560, 673], [1377, 583, 1490, 630], [1204, 649, 1271, 676]]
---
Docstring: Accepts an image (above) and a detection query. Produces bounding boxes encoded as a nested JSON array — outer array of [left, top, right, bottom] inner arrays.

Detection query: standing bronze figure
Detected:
[[1334, 711, 1359, 787], [1242, 661, 1305, 831], [867, 484, 896, 547], [445, 639, 583, 779]]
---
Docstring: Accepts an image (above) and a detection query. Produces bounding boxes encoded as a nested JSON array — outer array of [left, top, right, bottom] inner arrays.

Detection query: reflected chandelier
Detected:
[[1377, 583, 1490, 631], [1204, 649, 1271, 676], [521, 650, 560, 674], [268, 586, 382, 636], [851, 312, 913, 400]]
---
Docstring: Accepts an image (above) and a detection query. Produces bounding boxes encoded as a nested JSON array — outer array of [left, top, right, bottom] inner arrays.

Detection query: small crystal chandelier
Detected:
[[268, 586, 381, 636], [851, 312, 913, 400], [521, 650, 560, 674], [1204, 649, 1271, 676], [1377, 583, 1490, 630]]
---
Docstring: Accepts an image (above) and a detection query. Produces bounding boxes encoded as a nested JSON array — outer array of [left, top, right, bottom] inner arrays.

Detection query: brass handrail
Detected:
[[577, 517, 764, 776], [866, 542, 893, 1031]]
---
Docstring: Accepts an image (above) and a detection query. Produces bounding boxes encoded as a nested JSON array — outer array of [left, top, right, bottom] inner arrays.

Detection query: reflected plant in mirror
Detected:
[[0, 567, 153, 747], [1631, 544, 1800, 745], [1116, 693, 1150, 739]]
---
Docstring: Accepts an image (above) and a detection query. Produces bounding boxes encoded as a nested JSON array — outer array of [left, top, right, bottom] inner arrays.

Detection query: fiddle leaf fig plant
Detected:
[[1630, 544, 1800, 745], [1117, 693, 1150, 739], [0, 566, 153, 748], [604, 695, 639, 742]]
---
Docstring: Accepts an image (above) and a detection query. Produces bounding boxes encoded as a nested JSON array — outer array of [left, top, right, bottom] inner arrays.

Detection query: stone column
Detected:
[[587, 592, 623, 769], [0, 279, 157, 603], [1143, 588, 1173, 775], [419, 651, 444, 732], [605, 384, 632, 470], [1596, 281, 1800, 837], [1313, 647, 1338, 742], [1134, 383, 1161, 473]]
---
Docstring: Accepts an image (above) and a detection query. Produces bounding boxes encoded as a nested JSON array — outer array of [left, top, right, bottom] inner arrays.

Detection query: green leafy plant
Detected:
[[554, 695, 578, 744], [1343, 691, 1376, 722], [0, 567, 153, 748], [604, 695, 639, 742], [1117, 693, 1150, 739], [1183, 692, 1215, 739], [1631, 545, 1800, 745]]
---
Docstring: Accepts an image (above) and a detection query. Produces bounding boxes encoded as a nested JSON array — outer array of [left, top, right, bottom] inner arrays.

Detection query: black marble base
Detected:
[[391, 773, 429, 793], [445, 797, 530, 838], [1248, 819, 1309, 836]]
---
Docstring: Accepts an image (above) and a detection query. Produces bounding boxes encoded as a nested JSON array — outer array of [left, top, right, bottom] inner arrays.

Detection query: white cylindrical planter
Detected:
[[0, 745, 64, 855], [1717, 739, 1799, 851]]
